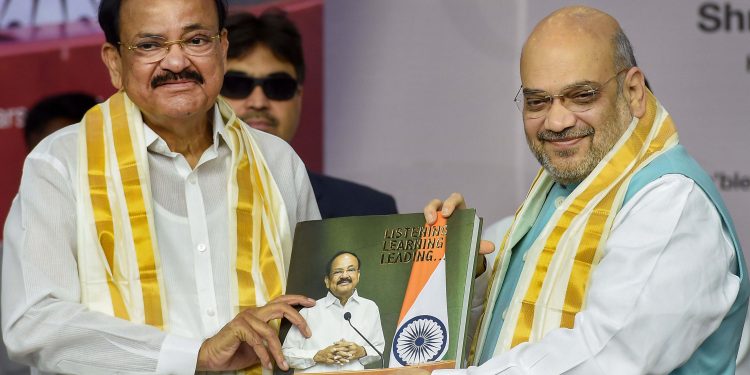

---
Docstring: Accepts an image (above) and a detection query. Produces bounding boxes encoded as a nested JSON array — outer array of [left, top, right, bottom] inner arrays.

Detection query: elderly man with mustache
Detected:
[[1, 1, 321, 374]]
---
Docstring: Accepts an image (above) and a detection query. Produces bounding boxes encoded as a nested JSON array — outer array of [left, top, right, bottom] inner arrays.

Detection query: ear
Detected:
[[219, 28, 229, 71], [101, 43, 124, 90], [623, 67, 646, 118], [324, 276, 330, 289]]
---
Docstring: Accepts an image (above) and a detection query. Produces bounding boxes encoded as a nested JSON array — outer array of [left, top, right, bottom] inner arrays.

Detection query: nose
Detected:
[[544, 97, 576, 133], [158, 43, 191, 73], [244, 85, 270, 110]]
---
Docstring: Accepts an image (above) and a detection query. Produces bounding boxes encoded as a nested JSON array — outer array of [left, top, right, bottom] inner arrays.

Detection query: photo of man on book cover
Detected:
[[276, 210, 481, 374], [282, 251, 386, 373]]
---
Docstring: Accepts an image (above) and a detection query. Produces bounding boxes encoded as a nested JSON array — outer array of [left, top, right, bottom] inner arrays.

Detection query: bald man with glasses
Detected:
[[426, 5, 748, 375]]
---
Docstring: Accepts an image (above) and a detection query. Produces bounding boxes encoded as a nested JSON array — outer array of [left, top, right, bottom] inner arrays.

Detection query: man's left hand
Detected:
[[196, 294, 315, 372]]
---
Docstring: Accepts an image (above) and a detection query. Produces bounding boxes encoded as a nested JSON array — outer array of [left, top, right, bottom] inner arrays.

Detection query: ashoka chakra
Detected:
[[392, 315, 447, 366]]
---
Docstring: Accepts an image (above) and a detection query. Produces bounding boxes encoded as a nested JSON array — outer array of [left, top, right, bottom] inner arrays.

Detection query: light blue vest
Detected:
[[480, 145, 749, 373], [628, 145, 749, 374]]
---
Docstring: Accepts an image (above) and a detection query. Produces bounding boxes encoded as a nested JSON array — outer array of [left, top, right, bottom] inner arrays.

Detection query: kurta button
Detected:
[[197, 243, 207, 252], [554, 196, 565, 208], [207, 308, 215, 317], [188, 175, 197, 184]]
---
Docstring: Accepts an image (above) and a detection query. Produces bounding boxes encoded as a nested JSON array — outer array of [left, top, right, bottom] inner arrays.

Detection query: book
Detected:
[[277, 209, 482, 374]]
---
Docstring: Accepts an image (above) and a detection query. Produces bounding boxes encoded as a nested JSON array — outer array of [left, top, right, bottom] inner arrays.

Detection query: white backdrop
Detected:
[[324, 0, 750, 253], [325, 0, 534, 226]]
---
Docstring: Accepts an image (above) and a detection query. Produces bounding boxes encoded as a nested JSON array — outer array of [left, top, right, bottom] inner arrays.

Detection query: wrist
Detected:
[[196, 341, 209, 371]]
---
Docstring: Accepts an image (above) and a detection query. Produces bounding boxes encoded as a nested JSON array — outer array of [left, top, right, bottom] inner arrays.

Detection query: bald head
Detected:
[[521, 6, 635, 88], [532, 6, 618, 40]]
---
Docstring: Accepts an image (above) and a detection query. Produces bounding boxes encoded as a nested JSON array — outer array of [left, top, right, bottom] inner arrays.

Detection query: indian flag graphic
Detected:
[[389, 215, 450, 367]]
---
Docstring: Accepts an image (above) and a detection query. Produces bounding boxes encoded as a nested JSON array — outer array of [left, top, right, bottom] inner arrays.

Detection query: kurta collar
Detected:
[[323, 290, 362, 308], [143, 103, 229, 156]]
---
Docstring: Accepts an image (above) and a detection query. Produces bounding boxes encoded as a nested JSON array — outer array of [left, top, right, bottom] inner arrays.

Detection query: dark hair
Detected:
[[325, 251, 361, 277], [226, 9, 305, 84], [98, 0, 228, 46], [24, 92, 98, 150]]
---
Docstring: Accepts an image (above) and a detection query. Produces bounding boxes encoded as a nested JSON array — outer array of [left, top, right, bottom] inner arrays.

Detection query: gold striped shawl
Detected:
[[76, 92, 290, 337], [472, 91, 678, 362]]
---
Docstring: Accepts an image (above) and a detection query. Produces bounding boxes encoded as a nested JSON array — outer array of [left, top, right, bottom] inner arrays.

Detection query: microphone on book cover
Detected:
[[344, 312, 385, 369]]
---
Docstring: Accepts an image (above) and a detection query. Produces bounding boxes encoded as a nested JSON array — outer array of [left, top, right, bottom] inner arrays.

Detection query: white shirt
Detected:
[[282, 291, 385, 373], [436, 174, 741, 374], [0, 245, 30, 375], [1, 106, 320, 375]]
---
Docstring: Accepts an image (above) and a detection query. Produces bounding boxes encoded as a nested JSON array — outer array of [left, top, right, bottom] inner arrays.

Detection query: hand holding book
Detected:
[[424, 192, 496, 276]]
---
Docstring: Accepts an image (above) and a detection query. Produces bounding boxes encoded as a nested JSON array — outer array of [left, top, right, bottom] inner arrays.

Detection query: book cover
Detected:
[[277, 209, 482, 374]]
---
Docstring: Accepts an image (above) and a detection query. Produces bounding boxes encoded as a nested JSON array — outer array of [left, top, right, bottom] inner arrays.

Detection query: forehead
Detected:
[[227, 45, 297, 79], [119, 0, 218, 39], [331, 254, 358, 269], [520, 31, 614, 92]]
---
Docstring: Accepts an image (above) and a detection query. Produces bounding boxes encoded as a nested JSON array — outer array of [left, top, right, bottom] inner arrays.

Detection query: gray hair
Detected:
[[612, 27, 637, 88]]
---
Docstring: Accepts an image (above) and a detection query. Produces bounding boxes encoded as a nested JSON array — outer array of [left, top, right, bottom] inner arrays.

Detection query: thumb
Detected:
[[479, 240, 495, 255]]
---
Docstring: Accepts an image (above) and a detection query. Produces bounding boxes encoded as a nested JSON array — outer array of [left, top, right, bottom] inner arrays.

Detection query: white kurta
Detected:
[[436, 174, 740, 374], [282, 291, 385, 373], [1, 106, 320, 375]]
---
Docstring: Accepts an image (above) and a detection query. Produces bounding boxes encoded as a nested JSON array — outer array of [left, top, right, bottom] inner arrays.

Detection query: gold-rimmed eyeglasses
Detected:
[[118, 32, 221, 64], [514, 69, 628, 119]]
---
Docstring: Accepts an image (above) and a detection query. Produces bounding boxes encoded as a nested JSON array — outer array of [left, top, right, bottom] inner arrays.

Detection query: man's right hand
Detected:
[[424, 192, 467, 226], [196, 294, 315, 372]]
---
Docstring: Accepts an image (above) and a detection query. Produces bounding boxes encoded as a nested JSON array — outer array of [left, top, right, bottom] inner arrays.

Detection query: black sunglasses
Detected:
[[221, 71, 299, 101]]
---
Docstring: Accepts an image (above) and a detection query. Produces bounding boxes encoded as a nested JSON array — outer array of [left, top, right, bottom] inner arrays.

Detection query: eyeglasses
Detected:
[[330, 267, 358, 278], [119, 32, 221, 64], [514, 69, 627, 119], [221, 72, 299, 101]]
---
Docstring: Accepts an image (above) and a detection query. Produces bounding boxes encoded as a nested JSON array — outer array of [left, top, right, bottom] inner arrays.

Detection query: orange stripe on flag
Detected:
[[398, 215, 447, 322]]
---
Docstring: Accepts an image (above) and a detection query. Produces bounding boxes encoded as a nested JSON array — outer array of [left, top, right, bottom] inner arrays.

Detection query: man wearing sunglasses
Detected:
[[2, 0, 320, 374], [425, 6, 748, 375], [223, 10, 398, 219]]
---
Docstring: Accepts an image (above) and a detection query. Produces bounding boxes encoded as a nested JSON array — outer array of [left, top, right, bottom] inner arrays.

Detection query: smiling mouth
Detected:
[[155, 81, 200, 90], [539, 128, 594, 149], [246, 120, 275, 128], [161, 80, 196, 85], [549, 137, 584, 146]]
